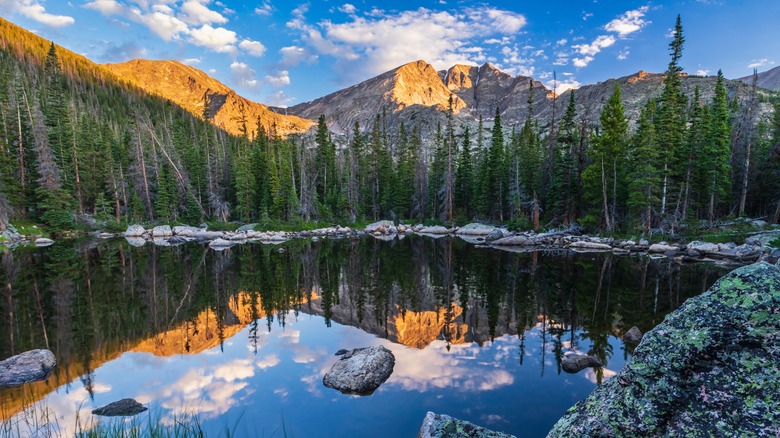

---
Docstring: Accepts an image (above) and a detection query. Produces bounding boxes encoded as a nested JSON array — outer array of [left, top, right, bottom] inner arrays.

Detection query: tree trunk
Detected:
[[601, 157, 612, 231], [739, 137, 751, 217], [660, 162, 668, 216]]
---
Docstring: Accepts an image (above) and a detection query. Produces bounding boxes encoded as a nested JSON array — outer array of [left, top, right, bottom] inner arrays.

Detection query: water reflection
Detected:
[[0, 237, 726, 436]]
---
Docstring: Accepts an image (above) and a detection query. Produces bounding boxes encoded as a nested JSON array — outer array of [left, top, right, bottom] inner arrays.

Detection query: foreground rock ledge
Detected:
[[418, 412, 515, 438], [322, 345, 395, 396], [0, 349, 56, 387], [548, 262, 780, 437]]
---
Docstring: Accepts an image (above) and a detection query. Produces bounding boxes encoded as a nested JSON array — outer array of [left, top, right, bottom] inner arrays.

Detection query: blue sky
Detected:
[[1, 1, 778, 106]]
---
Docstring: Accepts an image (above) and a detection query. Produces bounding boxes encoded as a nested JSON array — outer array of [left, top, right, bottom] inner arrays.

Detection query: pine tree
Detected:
[[549, 92, 579, 225], [314, 114, 337, 218], [487, 107, 505, 221], [455, 125, 474, 219], [627, 100, 660, 232], [702, 70, 732, 223]]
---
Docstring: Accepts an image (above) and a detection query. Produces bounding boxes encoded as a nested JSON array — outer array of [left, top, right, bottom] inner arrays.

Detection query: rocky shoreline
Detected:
[[2, 220, 779, 266]]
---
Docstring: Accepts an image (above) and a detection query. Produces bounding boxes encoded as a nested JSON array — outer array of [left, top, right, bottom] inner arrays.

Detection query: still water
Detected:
[[0, 236, 726, 437]]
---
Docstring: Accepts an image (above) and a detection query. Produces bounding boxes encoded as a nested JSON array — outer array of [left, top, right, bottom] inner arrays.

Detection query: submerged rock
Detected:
[[0, 349, 56, 387], [92, 398, 148, 417], [561, 354, 603, 374], [418, 412, 515, 438], [548, 262, 780, 437], [209, 238, 235, 249], [623, 326, 643, 345], [322, 345, 395, 395]]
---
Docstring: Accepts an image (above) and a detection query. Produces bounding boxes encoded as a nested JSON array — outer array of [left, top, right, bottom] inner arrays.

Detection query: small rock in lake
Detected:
[[34, 238, 54, 247], [323, 345, 395, 395], [92, 398, 148, 417], [0, 349, 56, 387], [623, 326, 643, 345], [561, 354, 603, 374], [418, 411, 515, 438]]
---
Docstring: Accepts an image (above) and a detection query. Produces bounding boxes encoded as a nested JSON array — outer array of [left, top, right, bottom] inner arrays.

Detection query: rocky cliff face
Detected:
[[102, 59, 314, 137]]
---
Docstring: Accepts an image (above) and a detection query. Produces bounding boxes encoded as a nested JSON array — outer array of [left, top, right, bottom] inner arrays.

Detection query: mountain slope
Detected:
[[103, 59, 314, 137], [738, 66, 780, 91]]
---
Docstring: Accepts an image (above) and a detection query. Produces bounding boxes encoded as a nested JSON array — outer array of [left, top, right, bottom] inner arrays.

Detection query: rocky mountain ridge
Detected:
[[102, 59, 314, 137], [738, 65, 780, 91]]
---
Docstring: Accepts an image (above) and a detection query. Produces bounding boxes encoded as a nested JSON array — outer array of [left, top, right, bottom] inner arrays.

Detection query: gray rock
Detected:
[[98, 232, 114, 239], [172, 226, 201, 236], [209, 238, 236, 249], [639, 238, 649, 246], [484, 229, 505, 243], [0, 349, 56, 387], [335, 349, 349, 356], [365, 220, 395, 234], [124, 237, 146, 247], [648, 243, 678, 253], [548, 262, 780, 437], [322, 345, 395, 395], [417, 226, 450, 235], [418, 411, 515, 438], [124, 225, 145, 237], [491, 235, 537, 246], [561, 354, 603, 374], [151, 225, 172, 237], [623, 326, 643, 345], [567, 241, 612, 251], [92, 398, 148, 417], [237, 223, 257, 232], [456, 223, 496, 236], [686, 241, 720, 254], [34, 238, 54, 247]]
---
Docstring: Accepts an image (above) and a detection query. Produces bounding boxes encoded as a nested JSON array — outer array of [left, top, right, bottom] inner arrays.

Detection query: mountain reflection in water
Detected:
[[0, 236, 726, 437]]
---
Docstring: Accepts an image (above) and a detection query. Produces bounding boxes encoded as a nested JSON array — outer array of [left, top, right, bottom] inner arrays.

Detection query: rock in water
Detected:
[[561, 354, 603, 374], [418, 412, 516, 438], [0, 349, 56, 387], [92, 398, 148, 417], [623, 326, 643, 345], [548, 262, 780, 437], [322, 345, 395, 395], [124, 225, 145, 237]]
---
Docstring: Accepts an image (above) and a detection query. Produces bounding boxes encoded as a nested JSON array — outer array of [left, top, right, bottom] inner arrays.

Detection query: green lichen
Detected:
[[548, 262, 780, 438]]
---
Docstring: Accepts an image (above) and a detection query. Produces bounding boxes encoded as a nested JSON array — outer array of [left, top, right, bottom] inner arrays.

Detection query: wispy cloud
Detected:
[[604, 6, 650, 38], [747, 58, 775, 69], [2, 0, 75, 27]]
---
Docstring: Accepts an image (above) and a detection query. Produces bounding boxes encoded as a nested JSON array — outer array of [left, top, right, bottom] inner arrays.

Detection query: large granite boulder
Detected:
[[365, 220, 395, 234], [0, 349, 56, 387], [151, 225, 172, 237], [548, 262, 780, 437], [124, 225, 145, 237], [418, 412, 515, 438], [456, 223, 496, 236], [323, 346, 395, 395]]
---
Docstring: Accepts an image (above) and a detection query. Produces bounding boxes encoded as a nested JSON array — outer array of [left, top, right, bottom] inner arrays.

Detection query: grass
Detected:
[[8, 221, 50, 238], [74, 410, 206, 438]]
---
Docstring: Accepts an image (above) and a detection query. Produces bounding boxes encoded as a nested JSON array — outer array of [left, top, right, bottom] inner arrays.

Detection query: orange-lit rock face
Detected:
[[102, 60, 315, 137]]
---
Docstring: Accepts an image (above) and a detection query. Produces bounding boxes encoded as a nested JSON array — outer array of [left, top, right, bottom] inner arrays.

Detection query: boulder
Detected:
[[491, 236, 537, 246], [365, 220, 395, 234], [0, 349, 56, 387], [484, 229, 506, 243], [98, 232, 114, 239], [237, 223, 257, 232], [418, 412, 515, 438], [124, 237, 146, 247], [623, 326, 643, 345], [567, 241, 612, 251], [151, 225, 172, 237], [456, 223, 496, 236], [560, 354, 603, 374], [172, 226, 201, 236], [686, 241, 720, 254], [648, 243, 678, 253], [92, 398, 148, 417], [322, 345, 395, 395], [34, 238, 54, 247], [417, 226, 450, 235], [124, 225, 145, 237], [746, 232, 780, 247], [548, 262, 780, 437]]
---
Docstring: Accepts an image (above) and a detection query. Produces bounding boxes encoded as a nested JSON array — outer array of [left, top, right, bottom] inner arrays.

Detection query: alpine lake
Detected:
[[0, 235, 728, 437]]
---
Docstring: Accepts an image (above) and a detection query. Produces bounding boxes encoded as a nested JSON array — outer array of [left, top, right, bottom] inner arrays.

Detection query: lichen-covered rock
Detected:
[[548, 262, 780, 437], [92, 398, 147, 417], [561, 354, 603, 374], [491, 235, 537, 246], [151, 225, 172, 237], [322, 345, 395, 395], [418, 412, 515, 438], [0, 349, 56, 387], [623, 326, 643, 345]]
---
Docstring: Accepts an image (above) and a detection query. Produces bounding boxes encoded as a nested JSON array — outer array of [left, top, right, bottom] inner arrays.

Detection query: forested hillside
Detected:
[[0, 16, 778, 236]]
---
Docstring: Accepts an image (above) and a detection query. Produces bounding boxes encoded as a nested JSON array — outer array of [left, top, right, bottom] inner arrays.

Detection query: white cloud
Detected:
[[265, 70, 290, 87], [549, 78, 581, 94], [605, 6, 650, 38], [279, 45, 317, 67], [11, 0, 75, 26], [144, 10, 190, 40], [230, 61, 258, 89], [290, 6, 528, 83], [747, 58, 775, 69], [265, 90, 295, 107], [338, 3, 356, 14], [189, 24, 237, 53], [179, 0, 228, 26], [84, 0, 188, 40], [555, 38, 568, 46], [573, 35, 616, 56], [572, 56, 594, 68], [695, 69, 710, 76], [582, 11, 593, 21], [182, 57, 201, 65], [617, 49, 629, 60], [255, 1, 273, 16], [239, 39, 266, 56]]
